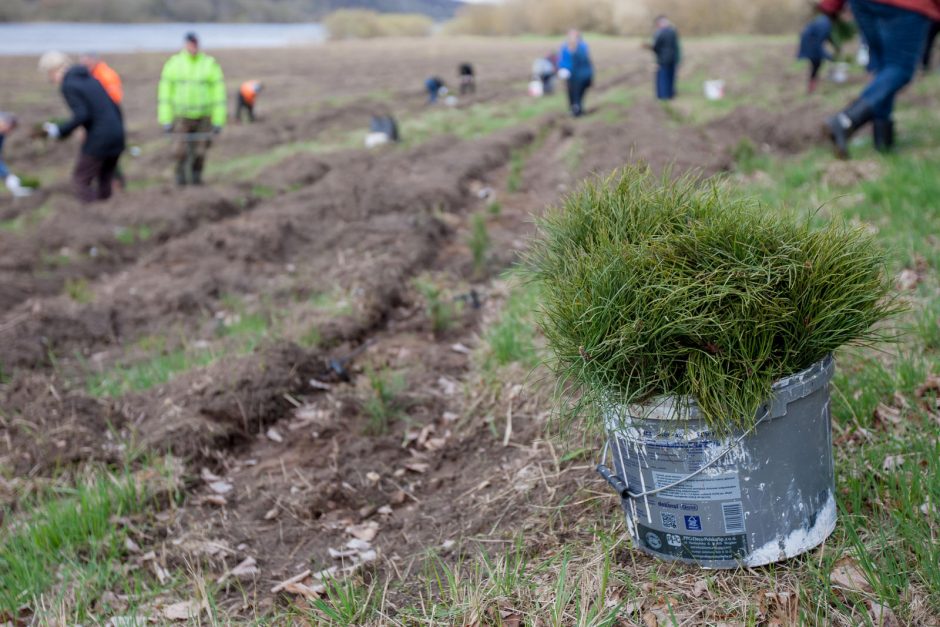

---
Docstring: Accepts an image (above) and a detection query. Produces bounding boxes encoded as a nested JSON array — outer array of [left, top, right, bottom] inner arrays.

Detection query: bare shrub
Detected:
[[444, 0, 808, 36], [324, 9, 432, 40]]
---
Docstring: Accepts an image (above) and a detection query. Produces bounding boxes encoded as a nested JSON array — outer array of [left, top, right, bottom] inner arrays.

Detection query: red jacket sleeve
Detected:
[[818, 0, 847, 16]]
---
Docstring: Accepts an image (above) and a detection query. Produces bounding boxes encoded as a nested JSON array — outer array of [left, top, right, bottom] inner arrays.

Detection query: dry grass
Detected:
[[444, 0, 810, 36], [324, 9, 433, 40]]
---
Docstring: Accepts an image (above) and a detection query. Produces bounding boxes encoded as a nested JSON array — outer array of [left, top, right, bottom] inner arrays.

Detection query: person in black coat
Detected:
[[649, 16, 680, 100], [38, 50, 125, 203]]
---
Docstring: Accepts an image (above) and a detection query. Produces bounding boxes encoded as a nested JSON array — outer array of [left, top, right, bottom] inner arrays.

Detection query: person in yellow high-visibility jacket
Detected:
[[158, 32, 226, 186]]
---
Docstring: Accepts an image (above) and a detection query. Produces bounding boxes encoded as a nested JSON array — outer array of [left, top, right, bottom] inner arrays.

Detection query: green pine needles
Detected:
[[526, 166, 899, 434]]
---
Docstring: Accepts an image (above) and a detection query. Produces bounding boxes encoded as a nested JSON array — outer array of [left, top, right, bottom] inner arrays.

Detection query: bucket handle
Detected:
[[596, 411, 769, 501]]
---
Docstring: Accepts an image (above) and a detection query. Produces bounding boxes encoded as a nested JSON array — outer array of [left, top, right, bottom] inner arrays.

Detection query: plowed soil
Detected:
[[0, 36, 873, 618]]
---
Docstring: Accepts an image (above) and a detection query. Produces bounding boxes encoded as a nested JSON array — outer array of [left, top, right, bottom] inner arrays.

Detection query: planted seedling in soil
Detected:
[[361, 366, 407, 435], [468, 212, 491, 277], [414, 277, 459, 335], [526, 165, 900, 435]]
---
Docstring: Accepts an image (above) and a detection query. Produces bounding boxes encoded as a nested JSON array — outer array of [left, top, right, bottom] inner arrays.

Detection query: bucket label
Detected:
[[651, 470, 742, 501], [638, 524, 748, 562]]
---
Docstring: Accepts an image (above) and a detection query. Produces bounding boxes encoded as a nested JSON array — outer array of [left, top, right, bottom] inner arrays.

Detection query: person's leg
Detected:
[[567, 78, 578, 114], [173, 118, 192, 185], [577, 79, 590, 114], [666, 63, 677, 99], [809, 59, 822, 93], [95, 154, 119, 200], [923, 21, 940, 69], [191, 117, 212, 185], [247, 104, 255, 123], [72, 153, 100, 203], [655, 65, 665, 99], [235, 94, 245, 123]]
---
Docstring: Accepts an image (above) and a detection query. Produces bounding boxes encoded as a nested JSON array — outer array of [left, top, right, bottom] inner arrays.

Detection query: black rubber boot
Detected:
[[825, 99, 873, 159], [873, 119, 894, 153], [192, 157, 204, 186]]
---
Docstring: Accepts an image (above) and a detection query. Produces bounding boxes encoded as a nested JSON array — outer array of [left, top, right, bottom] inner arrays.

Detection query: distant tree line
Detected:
[[0, 0, 461, 22]]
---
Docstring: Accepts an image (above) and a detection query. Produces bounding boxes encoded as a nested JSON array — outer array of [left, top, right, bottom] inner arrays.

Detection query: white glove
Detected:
[[558, 68, 571, 80], [43, 122, 60, 139], [6, 174, 32, 198]]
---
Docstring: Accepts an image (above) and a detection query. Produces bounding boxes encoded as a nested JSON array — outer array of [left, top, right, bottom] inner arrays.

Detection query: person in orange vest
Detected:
[[81, 52, 123, 106], [235, 80, 262, 123], [81, 52, 126, 189]]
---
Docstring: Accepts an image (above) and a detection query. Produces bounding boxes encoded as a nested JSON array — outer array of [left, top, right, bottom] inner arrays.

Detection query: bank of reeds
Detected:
[[444, 0, 809, 37], [324, 9, 433, 40], [526, 167, 899, 434]]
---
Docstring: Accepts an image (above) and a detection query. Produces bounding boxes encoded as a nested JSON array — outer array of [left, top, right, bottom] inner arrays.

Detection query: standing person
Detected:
[[558, 30, 593, 117], [0, 113, 33, 198], [158, 32, 226, 186], [798, 14, 834, 94], [649, 16, 680, 100], [38, 51, 125, 203], [235, 80, 263, 123], [821, 0, 935, 157], [458, 63, 475, 95], [81, 51, 127, 189]]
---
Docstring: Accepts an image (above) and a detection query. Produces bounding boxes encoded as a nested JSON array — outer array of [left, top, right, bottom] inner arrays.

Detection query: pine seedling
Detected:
[[526, 165, 900, 434]]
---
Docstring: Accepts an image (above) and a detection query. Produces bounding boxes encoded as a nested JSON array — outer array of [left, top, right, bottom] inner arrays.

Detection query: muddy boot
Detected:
[[825, 99, 873, 160], [872, 119, 894, 153], [192, 157, 204, 186], [175, 162, 188, 187]]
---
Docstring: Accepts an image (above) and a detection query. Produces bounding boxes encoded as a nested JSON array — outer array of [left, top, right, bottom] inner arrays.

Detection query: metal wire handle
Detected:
[[597, 410, 769, 500]]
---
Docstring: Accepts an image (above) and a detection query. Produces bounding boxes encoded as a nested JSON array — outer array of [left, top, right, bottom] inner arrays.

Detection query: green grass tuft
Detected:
[[361, 366, 407, 435], [526, 165, 900, 433], [468, 212, 491, 276]]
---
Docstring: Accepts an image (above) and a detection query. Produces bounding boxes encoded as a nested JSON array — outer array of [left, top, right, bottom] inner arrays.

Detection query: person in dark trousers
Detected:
[[425, 76, 446, 104], [558, 30, 594, 117], [158, 32, 226, 186], [649, 16, 680, 100], [798, 14, 834, 93], [821, 0, 936, 157], [38, 51, 125, 203], [922, 20, 940, 69], [458, 63, 475, 95], [235, 80, 262, 123]]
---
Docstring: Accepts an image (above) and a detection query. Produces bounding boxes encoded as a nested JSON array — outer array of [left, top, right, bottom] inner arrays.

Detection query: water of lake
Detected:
[[0, 22, 327, 56]]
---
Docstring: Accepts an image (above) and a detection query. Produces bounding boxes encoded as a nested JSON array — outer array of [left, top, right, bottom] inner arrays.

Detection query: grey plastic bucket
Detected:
[[597, 355, 836, 568]]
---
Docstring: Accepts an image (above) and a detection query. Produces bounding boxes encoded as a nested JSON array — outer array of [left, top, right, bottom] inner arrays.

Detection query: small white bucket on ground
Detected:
[[703, 80, 725, 101], [364, 132, 390, 149], [598, 356, 836, 568], [830, 62, 850, 83], [528, 80, 544, 98]]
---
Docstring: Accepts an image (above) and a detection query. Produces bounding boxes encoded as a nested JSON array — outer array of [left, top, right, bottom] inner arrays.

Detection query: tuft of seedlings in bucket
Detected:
[[526, 166, 900, 434]]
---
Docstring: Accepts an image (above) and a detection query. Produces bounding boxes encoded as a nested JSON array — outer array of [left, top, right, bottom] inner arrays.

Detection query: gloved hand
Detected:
[[212, 126, 222, 135], [163, 123, 174, 134], [5, 174, 32, 198], [558, 68, 571, 80], [43, 122, 60, 139]]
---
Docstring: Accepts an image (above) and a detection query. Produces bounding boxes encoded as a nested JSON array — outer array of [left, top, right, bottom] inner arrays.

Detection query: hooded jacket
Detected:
[[158, 50, 227, 127], [58, 65, 125, 158]]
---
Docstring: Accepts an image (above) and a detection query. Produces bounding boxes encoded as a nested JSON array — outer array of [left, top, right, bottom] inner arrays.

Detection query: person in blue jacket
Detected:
[[798, 14, 834, 93], [557, 30, 594, 117]]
